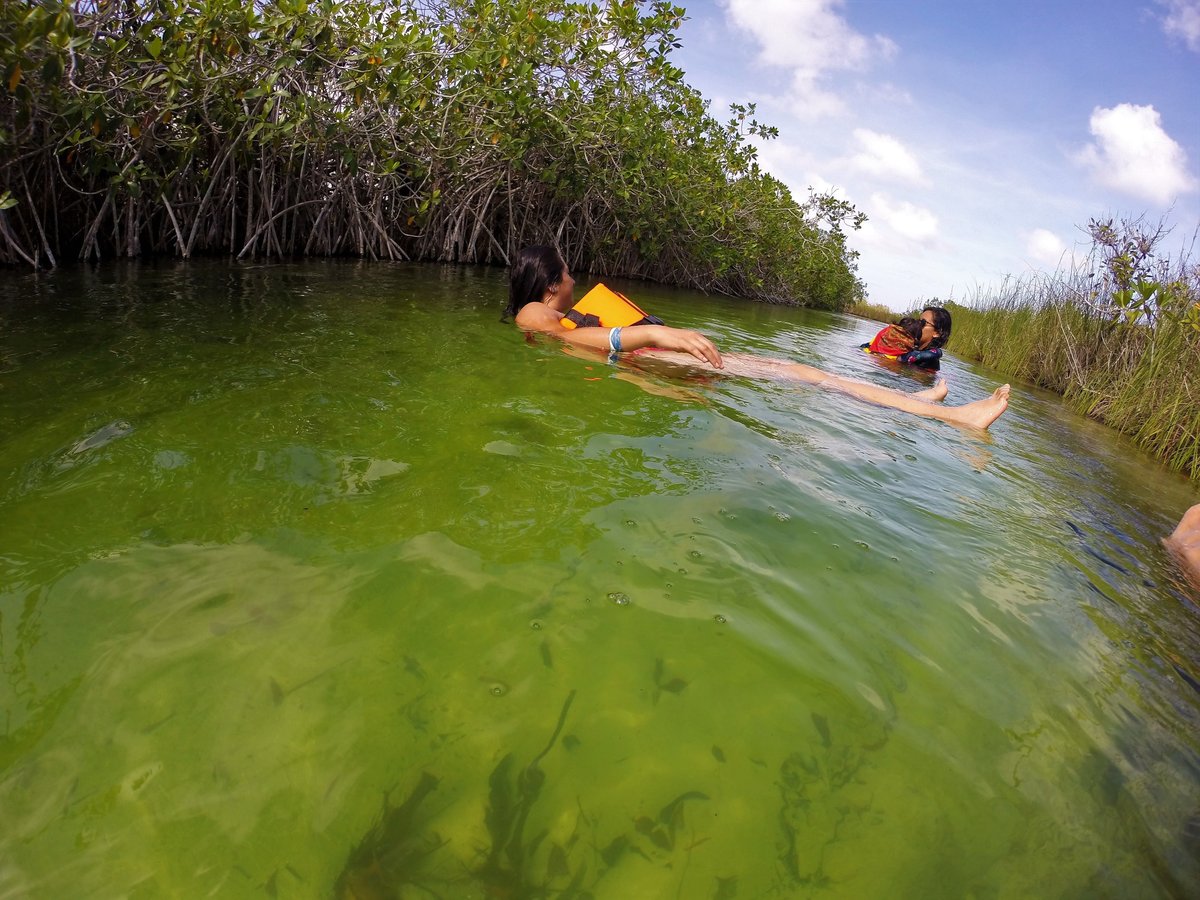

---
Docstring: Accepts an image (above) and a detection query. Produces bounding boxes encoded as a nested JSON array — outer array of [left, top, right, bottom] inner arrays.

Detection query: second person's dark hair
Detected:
[[505, 245, 566, 319], [895, 316, 925, 345]]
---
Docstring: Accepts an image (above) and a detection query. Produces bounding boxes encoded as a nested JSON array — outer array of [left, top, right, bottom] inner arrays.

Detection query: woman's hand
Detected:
[[636, 325, 723, 368]]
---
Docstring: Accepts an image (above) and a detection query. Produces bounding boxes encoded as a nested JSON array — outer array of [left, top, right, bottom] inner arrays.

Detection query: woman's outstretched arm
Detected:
[[515, 303, 723, 368]]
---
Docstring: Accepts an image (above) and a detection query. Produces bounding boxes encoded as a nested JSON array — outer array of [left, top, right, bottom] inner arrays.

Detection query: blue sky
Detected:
[[671, 0, 1200, 310]]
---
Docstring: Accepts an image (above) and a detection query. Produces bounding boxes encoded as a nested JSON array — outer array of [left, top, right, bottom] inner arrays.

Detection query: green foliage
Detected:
[[845, 299, 896, 324], [950, 217, 1200, 480], [1085, 216, 1200, 331], [0, 0, 863, 307]]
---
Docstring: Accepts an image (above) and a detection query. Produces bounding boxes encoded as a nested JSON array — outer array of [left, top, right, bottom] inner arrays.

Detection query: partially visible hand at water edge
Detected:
[[1164, 504, 1200, 594]]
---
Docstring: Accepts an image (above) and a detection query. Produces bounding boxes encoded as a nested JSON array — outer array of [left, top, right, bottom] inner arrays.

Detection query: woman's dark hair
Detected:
[[505, 245, 566, 319], [922, 306, 952, 348]]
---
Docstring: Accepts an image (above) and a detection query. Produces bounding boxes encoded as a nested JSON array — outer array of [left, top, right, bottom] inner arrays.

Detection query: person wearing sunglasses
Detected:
[[861, 307, 952, 370]]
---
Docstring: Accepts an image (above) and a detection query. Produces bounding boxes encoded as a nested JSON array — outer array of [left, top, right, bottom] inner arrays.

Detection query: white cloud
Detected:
[[751, 136, 803, 175], [1076, 103, 1198, 205], [1158, 0, 1200, 51], [805, 172, 850, 201], [847, 129, 926, 185], [722, 0, 897, 118], [785, 74, 848, 119], [1025, 228, 1067, 267], [868, 193, 938, 243]]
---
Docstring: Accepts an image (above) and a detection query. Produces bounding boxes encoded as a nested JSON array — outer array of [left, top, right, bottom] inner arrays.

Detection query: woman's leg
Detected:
[[913, 380, 948, 402], [779, 363, 1008, 429], [639, 352, 1009, 429]]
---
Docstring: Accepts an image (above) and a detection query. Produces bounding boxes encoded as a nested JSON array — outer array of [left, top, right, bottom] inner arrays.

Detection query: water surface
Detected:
[[1, 261, 1198, 898]]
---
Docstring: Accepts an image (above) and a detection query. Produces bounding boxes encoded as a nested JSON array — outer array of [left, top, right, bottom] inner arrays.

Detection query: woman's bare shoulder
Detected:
[[515, 302, 564, 332]]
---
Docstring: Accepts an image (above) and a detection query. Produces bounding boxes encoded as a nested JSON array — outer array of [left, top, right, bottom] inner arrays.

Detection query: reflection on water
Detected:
[[0, 261, 1198, 898]]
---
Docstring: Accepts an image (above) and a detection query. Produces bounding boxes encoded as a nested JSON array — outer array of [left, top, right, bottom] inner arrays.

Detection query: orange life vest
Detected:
[[559, 283, 664, 329]]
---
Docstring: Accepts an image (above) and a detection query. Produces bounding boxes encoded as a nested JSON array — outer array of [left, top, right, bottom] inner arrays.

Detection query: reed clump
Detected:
[[0, 0, 864, 308], [948, 217, 1200, 479], [846, 299, 896, 324]]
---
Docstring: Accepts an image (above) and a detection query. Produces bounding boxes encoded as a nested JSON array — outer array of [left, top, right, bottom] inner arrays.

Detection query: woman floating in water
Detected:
[[505, 245, 1009, 429]]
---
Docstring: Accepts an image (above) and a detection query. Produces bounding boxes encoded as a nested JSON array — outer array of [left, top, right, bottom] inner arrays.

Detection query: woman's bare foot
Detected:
[[946, 384, 1010, 429], [914, 379, 948, 403]]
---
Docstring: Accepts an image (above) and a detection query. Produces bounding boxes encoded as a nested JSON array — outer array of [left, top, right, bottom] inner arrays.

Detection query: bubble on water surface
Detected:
[[489, 682, 508, 696], [608, 592, 631, 606], [855, 541, 870, 551], [688, 550, 703, 560], [775, 512, 791, 522], [713, 614, 727, 624], [624, 519, 636, 527], [529, 620, 543, 630]]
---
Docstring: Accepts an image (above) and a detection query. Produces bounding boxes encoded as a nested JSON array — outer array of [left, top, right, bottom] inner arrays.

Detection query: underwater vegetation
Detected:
[[334, 771, 445, 900], [475, 689, 579, 896], [331, 688, 735, 898], [775, 712, 889, 889]]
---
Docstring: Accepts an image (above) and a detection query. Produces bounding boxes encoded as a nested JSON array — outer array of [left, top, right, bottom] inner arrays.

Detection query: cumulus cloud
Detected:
[[847, 129, 925, 185], [722, 0, 897, 118], [1025, 229, 1067, 267], [805, 172, 850, 201], [868, 193, 938, 243], [1076, 103, 1198, 205], [1158, 0, 1200, 50]]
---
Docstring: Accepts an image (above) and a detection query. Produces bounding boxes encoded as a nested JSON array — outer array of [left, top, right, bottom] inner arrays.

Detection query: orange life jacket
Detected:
[[559, 283, 664, 329]]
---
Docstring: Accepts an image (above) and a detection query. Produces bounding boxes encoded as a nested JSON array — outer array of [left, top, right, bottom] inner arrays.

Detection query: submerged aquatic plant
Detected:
[[334, 771, 444, 900], [476, 689, 577, 895], [332, 687, 724, 898], [775, 711, 889, 890]]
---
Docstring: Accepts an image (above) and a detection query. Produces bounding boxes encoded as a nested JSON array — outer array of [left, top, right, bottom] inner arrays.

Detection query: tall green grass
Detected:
[[948, 260, 1200, 480], [845, 300, 897, 324]]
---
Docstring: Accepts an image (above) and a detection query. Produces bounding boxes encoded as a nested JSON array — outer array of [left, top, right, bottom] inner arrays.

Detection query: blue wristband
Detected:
[[608, 327, 623, 353]]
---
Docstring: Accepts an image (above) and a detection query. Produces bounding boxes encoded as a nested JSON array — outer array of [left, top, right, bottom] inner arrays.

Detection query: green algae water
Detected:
[[1, 261, 1198, 899]]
